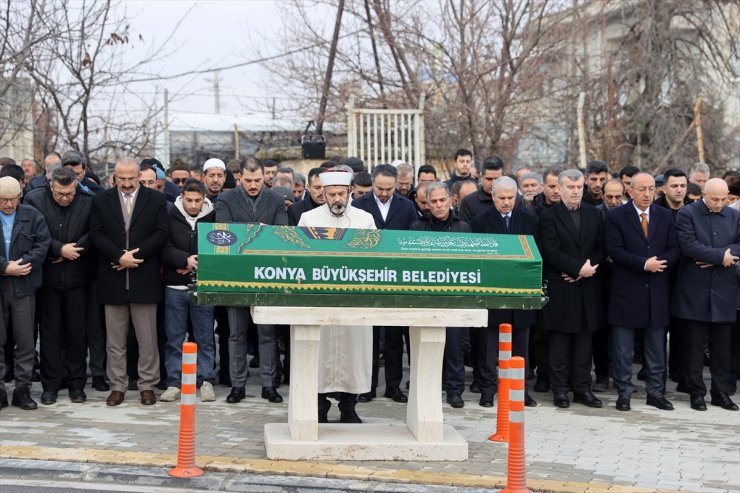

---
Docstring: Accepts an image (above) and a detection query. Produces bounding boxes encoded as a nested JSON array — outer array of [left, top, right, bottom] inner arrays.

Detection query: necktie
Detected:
[[640, 212, 648, 238], [504, 215, 511, 233], [125, 194, 132, 216]]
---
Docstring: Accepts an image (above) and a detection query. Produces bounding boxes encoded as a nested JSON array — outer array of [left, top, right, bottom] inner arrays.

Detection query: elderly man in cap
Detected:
[[0, 176, 51, 411], [297, 166, 376, 423]]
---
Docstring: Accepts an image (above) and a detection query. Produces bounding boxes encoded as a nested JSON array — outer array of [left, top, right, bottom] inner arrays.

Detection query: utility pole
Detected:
[[214, 70, 221, 114], [316, 0, 345, 135]]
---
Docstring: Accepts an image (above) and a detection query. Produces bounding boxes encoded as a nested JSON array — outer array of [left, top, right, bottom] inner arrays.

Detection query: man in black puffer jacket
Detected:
[[160, 179, 216, 403], [24, 167, 93, 405], [410, 182, 471, 409]]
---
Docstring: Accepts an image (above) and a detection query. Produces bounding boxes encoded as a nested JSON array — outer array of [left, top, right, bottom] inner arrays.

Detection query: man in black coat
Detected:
[[216, 159, 288, 405], [672, 178, 740, 411], [411, 182, 470, 408], [288, 168, 325, 226], [458, 156, 504, 222], [537, 168, 605, 409], [353, 164, 418, 403], [89, 157, 169, 407], [471, 176, 539, 408], [605, 173, 680, 412], [25, 167, 94, 405]]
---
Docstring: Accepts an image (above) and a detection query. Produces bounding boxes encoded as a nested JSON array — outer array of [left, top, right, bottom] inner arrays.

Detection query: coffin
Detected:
[[195, 223, 545, 309]]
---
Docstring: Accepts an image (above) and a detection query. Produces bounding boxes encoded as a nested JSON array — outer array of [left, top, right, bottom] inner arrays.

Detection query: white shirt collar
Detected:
[[632, 202, 649, 218], [373, 194, 392, 221]]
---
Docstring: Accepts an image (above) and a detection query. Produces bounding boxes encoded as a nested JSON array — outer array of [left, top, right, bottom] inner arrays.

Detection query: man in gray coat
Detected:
[[673, 178, 740, 411], [215, 158, 288, 405]]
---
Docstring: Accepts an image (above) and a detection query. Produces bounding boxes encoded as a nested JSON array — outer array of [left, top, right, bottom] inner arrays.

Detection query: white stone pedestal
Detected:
[[251, 306, 487, 461]]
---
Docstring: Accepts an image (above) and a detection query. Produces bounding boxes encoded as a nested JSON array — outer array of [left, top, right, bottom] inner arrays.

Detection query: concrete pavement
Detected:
[[1, 369, 738, 493]]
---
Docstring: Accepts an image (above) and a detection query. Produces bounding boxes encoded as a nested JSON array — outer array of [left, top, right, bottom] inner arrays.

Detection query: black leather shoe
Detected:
[[40, 390, 57, 405], [447, 392, 464, 408], [573, 391, 602, 408], [226, 387, 245, 403], [469, 381, 481, 394], [12, 387, 38, 410], [553, 391, 570, 408], [616, 395, 631, 411], [710, 391, 739, 411], [690, 394, 707, 411], [69, 388, 87, 403], [358, 391, 375, 402], [248, 356, 259, 368], [479, 392, 494, 407], [534, 374, 550, 393], [91, 376, 109, 392], [261, 386, 283, 403], [340, 409, 363, 423], [384, 387, 408, 403], [636, 367, 646, 381], [524, 392, 537, 407], [0, 389, 7, 408], [646, 394, 674, 411]]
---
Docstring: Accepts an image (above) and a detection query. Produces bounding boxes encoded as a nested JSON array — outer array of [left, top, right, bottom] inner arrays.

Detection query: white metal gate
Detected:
[[346, 94, 425, 172]]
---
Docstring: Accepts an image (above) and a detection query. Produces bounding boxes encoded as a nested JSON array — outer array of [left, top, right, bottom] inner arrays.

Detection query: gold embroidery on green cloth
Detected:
[[271, 226, 311, 250], [236, 224, 263, 252], [346, 229, 381, 249]]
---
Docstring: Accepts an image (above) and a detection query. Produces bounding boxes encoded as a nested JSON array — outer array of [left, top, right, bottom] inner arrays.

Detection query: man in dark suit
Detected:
[[673, 178, 740, 411], [216, 158, 288, 405], [353, 164, 418, 403], [537, 168, 605, 409], [471, 176, 539, 408], [287, 168, 325, 226], [458, 156, 504, 222], [605, 173, 680, 412], [89, 157, 168, 406]]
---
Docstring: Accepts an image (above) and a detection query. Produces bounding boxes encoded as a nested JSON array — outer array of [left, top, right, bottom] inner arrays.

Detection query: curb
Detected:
[[0, 446, 686, 493]]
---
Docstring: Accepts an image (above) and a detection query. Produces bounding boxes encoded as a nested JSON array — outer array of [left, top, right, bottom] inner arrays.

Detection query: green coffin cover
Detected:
[[197, 223, 542, 301]]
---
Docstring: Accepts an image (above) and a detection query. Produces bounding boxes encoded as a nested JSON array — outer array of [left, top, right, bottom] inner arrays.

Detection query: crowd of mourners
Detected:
[[0, 149, 737, 419]]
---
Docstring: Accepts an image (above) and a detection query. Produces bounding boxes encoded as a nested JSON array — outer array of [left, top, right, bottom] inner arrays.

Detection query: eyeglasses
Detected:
[[52, 189, 76, 199], [0, 196, 19, 204], [172, 178, 188, 185]]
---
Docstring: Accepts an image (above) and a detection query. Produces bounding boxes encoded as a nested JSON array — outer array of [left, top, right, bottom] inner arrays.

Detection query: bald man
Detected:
[[672, 178, 740, 411]]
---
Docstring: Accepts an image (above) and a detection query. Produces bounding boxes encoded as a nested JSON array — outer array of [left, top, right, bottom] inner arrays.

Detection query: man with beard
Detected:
[[216, 159, 288, 404], [202, 158, 226, 203], [297, 167, 376, 422], [458, 156, 504, 222]]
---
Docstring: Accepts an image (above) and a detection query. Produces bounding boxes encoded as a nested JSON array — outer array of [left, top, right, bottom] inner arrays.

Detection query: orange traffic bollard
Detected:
[[502, 356, 530, 493], [168, 342, 203, 478], [489, 323, 512, 442]]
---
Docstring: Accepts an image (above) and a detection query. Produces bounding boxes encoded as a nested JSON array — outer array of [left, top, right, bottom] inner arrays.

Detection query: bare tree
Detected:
[[23, 0, 177, 166], [0, 0, 54, 154]]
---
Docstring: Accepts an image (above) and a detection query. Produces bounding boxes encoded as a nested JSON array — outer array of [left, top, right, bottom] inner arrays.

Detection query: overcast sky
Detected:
[[125, 0, 309, 117]]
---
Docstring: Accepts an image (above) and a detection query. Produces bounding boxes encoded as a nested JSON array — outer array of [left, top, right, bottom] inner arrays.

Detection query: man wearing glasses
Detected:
[[25, 167, 93, 406], [167, 163, 191, 191], [89, 157, 168, 406], [0, 176, 51, 411]]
